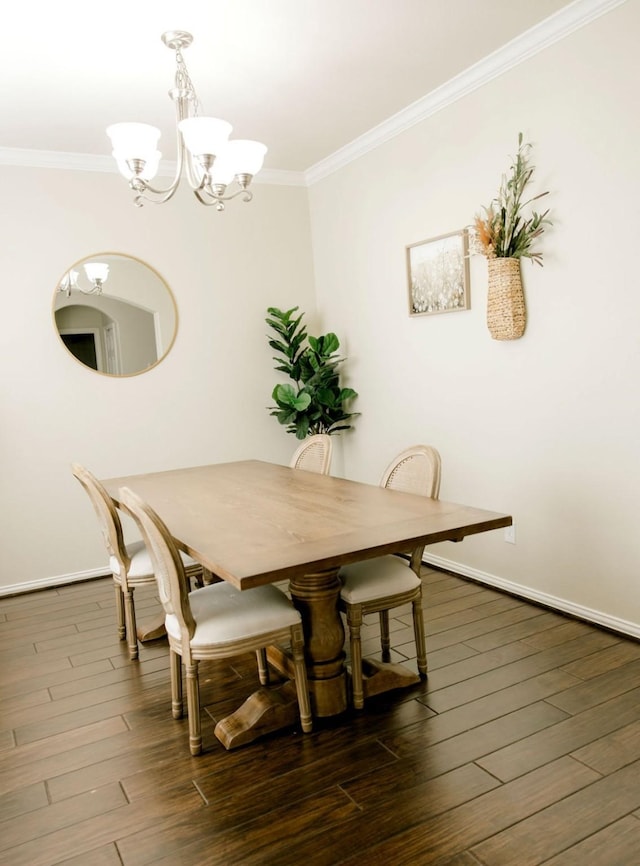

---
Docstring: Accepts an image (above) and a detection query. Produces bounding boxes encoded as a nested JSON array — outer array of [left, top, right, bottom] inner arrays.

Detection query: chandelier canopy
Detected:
[[107, 31, 267, 210]]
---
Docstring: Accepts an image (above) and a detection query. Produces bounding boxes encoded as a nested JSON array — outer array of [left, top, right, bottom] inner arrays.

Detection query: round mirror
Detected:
[[53, 253, 178, 376]]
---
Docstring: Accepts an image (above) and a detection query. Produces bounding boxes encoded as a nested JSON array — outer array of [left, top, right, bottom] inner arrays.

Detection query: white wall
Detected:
[[308, 1, 640, 634], [0, 167, 316, 590]]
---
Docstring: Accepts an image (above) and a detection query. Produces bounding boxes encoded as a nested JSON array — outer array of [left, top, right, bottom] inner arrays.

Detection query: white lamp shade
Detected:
[[107, 122, 161, 162], [113, 150, 161, 181], [178, 117, 232, 156], [223, 140, 267, 177], [84, 262, 110, 284]]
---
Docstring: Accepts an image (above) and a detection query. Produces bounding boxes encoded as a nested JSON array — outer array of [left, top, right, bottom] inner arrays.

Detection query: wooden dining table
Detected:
[[103, 460, 511, 747]]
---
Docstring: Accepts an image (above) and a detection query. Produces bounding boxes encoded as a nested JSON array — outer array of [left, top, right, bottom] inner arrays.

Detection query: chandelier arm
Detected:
[[133, 153, 183, 199], [204, 185, 254, 204], [130, 116, 188, 206], [129, 82, 193, 207], [131, 181, 180, 207], [57, 279, 103, 295], [192, 185, 254, 211], [184, 148, 205, 191], [193, 188, 227, 209]]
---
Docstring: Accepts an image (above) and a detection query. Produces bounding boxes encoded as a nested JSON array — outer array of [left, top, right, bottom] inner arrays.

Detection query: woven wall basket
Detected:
[[486, 257, 526, 340]]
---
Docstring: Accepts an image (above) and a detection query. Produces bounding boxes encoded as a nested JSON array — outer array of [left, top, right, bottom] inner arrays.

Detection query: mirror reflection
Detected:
[[53, 253, 177, 376]]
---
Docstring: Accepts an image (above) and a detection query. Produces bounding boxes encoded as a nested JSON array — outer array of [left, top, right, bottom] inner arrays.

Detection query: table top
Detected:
[[103, 460, 511, 590]]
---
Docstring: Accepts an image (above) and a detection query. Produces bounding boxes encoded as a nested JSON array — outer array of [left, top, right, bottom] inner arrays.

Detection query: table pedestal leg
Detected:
[[288, 567, 347, 717], [214, 567, 347, 749], [136, 618, 166, 642], [214, 682, 302, 749], [360, 658, 420, 700]]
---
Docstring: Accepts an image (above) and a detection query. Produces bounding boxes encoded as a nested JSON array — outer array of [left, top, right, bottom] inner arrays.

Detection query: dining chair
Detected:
[[71, 463, 204, 660], [289, 433, 333, 475], [119, 486, 313, 755], [338, 444, 442, 709]]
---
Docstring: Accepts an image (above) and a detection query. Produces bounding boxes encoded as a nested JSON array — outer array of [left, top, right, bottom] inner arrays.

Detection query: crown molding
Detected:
[[305, 0, 629, 185], [0, 147, 306, 187], [0, 148, 115, 173]]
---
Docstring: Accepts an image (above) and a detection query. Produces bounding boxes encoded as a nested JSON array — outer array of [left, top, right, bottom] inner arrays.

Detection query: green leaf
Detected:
[[339, 387, 358, 402], [296, 417, 310, 439], [316, 387, 336, 407], [321, 333, 340, 355], [268, 339, 288, 354], [294, 392, 312, 411], [272, 384, 312, 411]]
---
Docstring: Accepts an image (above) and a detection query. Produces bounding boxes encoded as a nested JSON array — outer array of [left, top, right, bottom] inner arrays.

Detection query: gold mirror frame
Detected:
[[52, 253, 178, 377]]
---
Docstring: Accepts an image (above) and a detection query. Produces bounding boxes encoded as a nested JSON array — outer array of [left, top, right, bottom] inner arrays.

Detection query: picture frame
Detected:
[[406, 228, 470, 316]]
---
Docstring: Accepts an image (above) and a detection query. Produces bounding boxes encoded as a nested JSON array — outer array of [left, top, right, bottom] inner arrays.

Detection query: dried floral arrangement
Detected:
[[473, 133, 552, 266]]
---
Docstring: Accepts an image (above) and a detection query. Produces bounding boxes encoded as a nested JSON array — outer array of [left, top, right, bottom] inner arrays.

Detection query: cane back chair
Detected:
[[289, 433, 333, 475], [71, 463, 203, 660], [120, 486, 312, 755], [338, 445, 442, 708]]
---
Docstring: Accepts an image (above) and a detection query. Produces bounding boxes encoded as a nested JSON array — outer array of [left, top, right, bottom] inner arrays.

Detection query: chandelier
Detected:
[[106, 31, 267, 210], [58, 263, 110, 297]]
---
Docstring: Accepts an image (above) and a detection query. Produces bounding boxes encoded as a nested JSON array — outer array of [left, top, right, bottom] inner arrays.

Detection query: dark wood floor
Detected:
[[2, 568, 640, 865]]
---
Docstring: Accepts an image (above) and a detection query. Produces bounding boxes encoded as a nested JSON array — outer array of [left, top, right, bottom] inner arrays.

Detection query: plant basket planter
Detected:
[[486, 257, 526, 340]]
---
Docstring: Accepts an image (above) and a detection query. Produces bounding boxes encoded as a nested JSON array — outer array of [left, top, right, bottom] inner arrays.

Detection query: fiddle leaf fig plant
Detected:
[[266, 306, 358, 439]]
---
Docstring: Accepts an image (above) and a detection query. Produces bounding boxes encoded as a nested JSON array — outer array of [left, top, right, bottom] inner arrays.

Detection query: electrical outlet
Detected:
[[504, 523, 516, 544]]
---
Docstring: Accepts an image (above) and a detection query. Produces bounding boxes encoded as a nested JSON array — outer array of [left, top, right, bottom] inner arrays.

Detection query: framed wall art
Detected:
[[406, 229, 470, 316]]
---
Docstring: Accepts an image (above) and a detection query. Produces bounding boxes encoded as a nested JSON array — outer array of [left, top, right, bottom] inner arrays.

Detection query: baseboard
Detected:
[[0, 568, 110, 598], [422, 551, 640, 642]]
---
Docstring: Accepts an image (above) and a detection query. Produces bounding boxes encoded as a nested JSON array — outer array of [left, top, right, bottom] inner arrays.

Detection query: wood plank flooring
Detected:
[[2, 568, 640, 865]]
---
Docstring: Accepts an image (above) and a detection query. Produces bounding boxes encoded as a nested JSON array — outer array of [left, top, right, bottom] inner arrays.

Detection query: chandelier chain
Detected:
[[174, 49, 200, 116]]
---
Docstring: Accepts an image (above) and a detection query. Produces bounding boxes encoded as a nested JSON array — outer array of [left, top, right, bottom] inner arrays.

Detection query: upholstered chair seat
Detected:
[[339, 556, 422, 605], [165, 582, 303, 649], [110, 541, 200, 585]]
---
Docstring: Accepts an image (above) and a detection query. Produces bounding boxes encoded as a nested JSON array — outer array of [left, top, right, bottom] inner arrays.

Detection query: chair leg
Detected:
[[290, 626, 312, 733], [123, 587, 138, 660], [255, 648, 269, 685], [347, 605, 365, 710], [114, 583, 126, 640], [170, 649, 183, 719], [412, 594, 428, 677], [185, 660, 202, 755], [380, 609, 391, 661]]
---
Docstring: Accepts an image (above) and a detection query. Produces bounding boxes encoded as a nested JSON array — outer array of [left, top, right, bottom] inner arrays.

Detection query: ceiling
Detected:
[[5, 0, 578, 174]]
